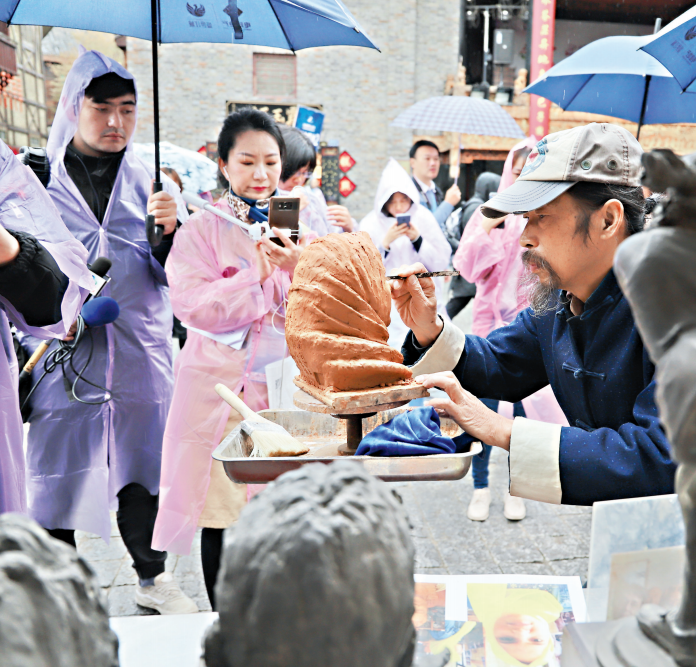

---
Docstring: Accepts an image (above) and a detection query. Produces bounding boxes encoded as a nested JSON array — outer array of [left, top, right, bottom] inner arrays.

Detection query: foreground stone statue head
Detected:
[[204, 460, 416, 667], [0, 514, 118, 667], [614, 148, 696, 664]]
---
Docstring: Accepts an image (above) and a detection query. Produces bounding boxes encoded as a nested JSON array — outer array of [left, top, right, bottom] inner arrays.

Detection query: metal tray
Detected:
[[212, 407, 482, 483]]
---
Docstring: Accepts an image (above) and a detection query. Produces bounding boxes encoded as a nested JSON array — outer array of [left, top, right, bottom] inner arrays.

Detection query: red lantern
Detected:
[[338, 151, 356, 173], [338, 176, 356, 197]]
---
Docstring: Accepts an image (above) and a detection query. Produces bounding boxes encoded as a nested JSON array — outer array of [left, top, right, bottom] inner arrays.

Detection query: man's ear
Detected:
[[409, 157, 416, 171], [601, 199, 625, 238]]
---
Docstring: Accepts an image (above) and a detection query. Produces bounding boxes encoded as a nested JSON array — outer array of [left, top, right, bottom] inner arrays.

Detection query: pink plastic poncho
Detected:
[[453, 136, 567, 425], [0, 140, 92, 513], [152, 200, 291, 554], [360, 159, 451, 347], [24, 51, 188, 540]]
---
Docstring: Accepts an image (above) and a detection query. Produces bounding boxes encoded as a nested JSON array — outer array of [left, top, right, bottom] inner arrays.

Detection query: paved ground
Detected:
[[88, 446, 591, 617], [77, 302, 591, 617]]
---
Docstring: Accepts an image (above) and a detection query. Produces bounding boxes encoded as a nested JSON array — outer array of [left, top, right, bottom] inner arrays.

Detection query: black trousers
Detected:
[[48, 482, 167, 581], [446, 295, 473, 320], [201, 527, 224, 611]]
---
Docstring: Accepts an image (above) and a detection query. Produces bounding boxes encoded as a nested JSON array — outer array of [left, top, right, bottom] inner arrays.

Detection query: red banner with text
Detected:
[[529, 0, 556, 140]]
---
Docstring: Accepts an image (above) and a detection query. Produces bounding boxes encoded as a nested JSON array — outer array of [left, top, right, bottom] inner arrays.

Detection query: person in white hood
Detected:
[[360, 159, 451, 347]]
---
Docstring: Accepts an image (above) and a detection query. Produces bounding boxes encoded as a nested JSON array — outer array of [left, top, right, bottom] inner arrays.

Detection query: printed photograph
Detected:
[[413, 576, 584, 667]]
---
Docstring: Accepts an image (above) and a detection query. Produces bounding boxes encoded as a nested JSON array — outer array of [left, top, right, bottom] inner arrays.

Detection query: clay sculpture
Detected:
[[286, 232, 413, 391], [613, 149, 696, 665], [204, 460, 417, 667], [0, 513, 119, 667]]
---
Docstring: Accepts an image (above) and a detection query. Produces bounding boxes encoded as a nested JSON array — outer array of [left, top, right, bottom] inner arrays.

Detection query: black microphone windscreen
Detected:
[[89, 257, 112, 278], [81, 297, 120, 327]]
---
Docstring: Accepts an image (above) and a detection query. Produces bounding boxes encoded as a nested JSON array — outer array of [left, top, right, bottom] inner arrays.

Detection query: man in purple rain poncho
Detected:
[[0, 139, 92, 515], [23, 50, 197, 615]]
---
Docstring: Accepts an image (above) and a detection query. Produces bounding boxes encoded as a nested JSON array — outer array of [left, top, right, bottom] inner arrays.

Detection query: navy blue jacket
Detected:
[[403, 270, 677, 505]]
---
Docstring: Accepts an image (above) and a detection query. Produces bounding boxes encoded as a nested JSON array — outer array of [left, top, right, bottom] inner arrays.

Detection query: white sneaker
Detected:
[[135, 572, 199, 615], [503, 492, 526, 521], [467, 488, 491, 521]]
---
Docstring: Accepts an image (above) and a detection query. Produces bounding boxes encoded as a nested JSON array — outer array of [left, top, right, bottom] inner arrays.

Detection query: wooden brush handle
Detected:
[[214, 383, 264, 423], [22, 340, 51, 373]]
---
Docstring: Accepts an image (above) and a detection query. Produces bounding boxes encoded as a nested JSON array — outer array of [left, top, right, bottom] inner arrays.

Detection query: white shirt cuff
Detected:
[[509, 417, 563, 504], [410, 319, 466, 376]]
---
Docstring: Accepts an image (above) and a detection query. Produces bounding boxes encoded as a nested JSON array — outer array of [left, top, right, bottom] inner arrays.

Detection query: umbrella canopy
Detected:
[[390, 96, 525, 139], [133, 141, 218, 194], [0, 0, 377, 49], [640, 6, 696, 92], [523, 35, 696, 137]]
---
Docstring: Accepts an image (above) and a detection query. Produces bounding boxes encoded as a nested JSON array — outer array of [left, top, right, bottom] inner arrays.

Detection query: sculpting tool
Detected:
[[215, 383, 309, 457], [387, 270, 460, 280]]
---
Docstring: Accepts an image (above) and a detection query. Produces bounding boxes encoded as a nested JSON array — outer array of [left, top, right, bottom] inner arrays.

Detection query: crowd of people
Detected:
[[0, 47, 678, 618]]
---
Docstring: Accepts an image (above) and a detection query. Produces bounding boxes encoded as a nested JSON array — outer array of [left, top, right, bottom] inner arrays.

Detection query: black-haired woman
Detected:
[[278, 124, 355, 235], [152, 108, 305, 609]]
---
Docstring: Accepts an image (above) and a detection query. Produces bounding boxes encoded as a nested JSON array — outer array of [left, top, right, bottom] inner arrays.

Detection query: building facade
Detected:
[[127, 0, 461, 219], [0, 24, 47, 150]]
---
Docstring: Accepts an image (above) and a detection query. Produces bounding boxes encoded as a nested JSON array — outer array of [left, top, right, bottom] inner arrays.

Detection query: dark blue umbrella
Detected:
[[524, 35, 696, 140], [640, 6, 696, 93], [0, 0, 378, 243]]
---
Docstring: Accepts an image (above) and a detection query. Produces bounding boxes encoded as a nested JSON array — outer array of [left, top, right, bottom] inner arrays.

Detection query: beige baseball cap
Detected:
[[481, 123, 643, 218]]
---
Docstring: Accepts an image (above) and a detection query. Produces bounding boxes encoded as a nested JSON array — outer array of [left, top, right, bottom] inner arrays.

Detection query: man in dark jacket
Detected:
[[444, 172, 501, 319], [390, 123, 676, 506], [410, 140, 461, 233]]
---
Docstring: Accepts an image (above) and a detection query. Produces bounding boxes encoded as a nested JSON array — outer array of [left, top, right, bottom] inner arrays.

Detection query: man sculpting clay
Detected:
[[392, 123, 676, 505]]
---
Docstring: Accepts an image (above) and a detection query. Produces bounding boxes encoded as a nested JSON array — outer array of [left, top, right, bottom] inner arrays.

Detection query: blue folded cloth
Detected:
[[355, 407, 475, 457]]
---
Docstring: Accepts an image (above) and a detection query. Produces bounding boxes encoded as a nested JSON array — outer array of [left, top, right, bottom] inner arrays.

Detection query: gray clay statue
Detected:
[[0, 513, 119, 667], [614, 149, 696, 667], [203, 460, 419, 667]]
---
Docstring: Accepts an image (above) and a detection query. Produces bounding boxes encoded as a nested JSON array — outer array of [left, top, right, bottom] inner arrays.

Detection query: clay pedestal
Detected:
[[292, 380, 429, 455]]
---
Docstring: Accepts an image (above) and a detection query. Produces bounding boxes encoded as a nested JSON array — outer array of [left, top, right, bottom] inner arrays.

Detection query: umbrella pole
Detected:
[[636, 74, 651, 141], [146, 0, 164, 246]]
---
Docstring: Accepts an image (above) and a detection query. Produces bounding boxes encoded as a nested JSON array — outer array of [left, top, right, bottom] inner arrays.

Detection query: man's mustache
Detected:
[[521, 249, 553, 274]]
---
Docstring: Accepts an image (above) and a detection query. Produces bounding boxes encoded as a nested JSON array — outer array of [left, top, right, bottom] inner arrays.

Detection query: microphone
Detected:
[[19, 256, 114, 385], [89, 257, 112, 278], [80, 297, 119, 328], [87, 257, 112, 301]]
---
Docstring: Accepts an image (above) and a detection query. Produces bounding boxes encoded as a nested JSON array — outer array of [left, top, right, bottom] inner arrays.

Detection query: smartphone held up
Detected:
[[268, 196, 300, 246]]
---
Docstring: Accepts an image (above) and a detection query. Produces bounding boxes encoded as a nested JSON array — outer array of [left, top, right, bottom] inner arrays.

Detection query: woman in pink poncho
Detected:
[[153, 109, 304, 610], [453, 136, 567, 523]]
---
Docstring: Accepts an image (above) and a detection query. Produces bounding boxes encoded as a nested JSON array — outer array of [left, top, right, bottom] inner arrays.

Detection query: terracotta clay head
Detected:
[[204, 461, 416, 667], [285, 231, 412, 391]]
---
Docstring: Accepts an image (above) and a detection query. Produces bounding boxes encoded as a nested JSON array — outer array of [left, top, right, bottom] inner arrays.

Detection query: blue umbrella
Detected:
[[524, 34, 696, 140], [640, 6, 696, 93], [0, 0, 378, 243]]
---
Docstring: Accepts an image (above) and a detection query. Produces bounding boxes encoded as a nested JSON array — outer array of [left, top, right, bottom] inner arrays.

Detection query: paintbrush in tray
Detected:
[[215, 383, 309, 458], [386, 270, 460, 280]]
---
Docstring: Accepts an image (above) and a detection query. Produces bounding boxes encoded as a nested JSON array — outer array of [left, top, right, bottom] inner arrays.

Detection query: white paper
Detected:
[[444, 579, 468, 621], [184, 323, 251, 350], [265, 355, 300, 410], [110, 612, 218, 667]]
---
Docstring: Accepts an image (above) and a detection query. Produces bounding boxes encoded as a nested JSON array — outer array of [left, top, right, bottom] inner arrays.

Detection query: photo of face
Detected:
[[493, 613, 553, 664], [414, 581, 574, 667]]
